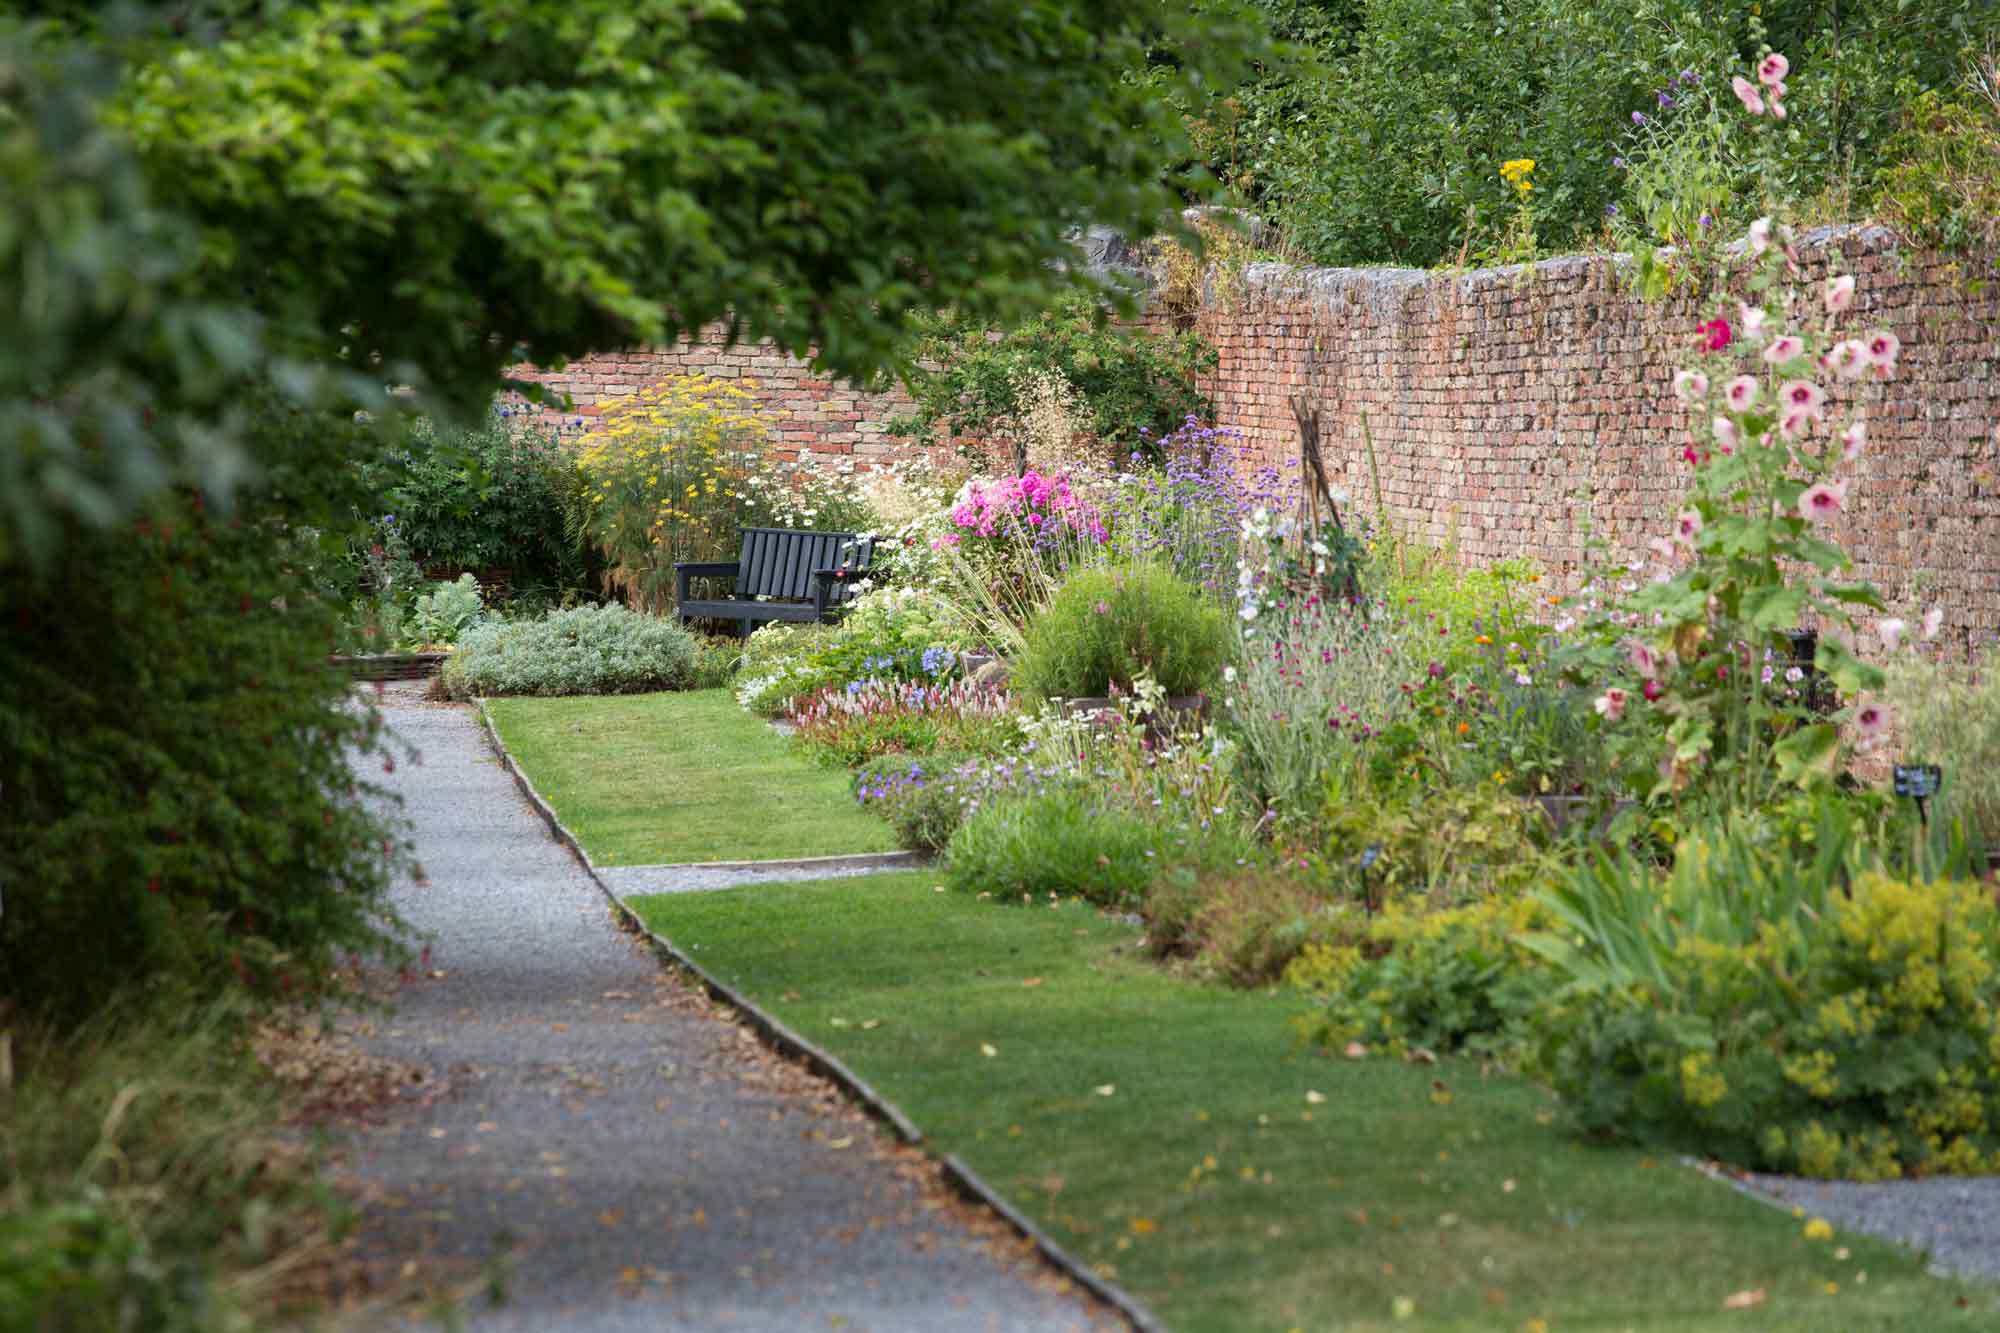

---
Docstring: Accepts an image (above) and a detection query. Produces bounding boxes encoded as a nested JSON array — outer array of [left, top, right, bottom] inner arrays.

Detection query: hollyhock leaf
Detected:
[[1824, 582, 1888, 610], [1773, 723, 1840, 785], [1743, 583, 1807, 631]]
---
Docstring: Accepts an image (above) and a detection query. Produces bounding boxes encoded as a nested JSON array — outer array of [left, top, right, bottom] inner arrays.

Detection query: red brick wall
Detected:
[[522, 227, 2000, 649], [506, 329, 932, 469], [1191, 225, 2000, 652]]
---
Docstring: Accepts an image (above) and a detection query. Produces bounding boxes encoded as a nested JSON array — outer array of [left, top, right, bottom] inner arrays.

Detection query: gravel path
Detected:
[[1734, 1170, 2000, 1282], [334, 687, 1114, 1331]]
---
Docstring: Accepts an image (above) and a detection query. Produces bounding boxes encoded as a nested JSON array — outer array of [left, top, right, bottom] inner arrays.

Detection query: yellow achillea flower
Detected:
[[1499, 157, 1536, 197]]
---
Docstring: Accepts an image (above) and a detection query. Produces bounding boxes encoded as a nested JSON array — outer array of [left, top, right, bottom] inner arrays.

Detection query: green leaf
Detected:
[[1773, 723, 1840, 786]]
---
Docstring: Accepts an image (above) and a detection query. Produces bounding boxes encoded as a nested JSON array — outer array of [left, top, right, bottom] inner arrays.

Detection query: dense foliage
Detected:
[[0, 420, 414, 1024], [1011, 563, 1231, 702], [1200, 0, 1999, 267]]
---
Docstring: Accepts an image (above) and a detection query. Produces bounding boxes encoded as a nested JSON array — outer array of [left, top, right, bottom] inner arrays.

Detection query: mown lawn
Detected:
[[482, 691, 896, 864], [632, 872, 1994, 1333]]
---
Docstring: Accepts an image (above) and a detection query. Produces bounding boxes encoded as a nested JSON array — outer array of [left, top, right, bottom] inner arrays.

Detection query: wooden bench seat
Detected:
[[675, 527, 878, 636]]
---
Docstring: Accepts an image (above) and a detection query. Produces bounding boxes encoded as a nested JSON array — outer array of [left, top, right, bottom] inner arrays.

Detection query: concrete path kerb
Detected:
[[338, 685, 1117, 1331]]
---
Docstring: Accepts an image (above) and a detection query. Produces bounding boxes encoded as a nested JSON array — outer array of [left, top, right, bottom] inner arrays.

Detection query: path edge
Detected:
[[474, 698, 1168, 1333]]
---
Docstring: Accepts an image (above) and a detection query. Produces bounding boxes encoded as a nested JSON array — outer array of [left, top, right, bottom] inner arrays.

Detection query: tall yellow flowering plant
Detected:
[[575, 376, 766, 613]]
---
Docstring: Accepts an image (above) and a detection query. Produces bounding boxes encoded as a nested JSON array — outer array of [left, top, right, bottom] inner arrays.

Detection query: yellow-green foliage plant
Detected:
[[575, 375, 768, 612], [1526, 815, 2000, 1180]]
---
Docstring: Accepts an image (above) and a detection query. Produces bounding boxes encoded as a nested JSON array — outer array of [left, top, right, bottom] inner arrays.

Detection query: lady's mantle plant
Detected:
[[1564, 50, 1894, 809]]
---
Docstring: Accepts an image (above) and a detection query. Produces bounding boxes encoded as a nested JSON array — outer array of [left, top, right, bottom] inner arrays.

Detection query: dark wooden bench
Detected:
[[674, 527, 878, 636]]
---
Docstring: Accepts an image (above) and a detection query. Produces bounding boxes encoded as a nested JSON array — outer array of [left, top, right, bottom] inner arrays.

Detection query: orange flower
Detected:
[[1456, 721, 1470, 735]]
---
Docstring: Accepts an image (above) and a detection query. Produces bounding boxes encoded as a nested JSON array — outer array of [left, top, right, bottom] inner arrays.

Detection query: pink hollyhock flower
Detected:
[[1713, 416, 1740, 453], [1823, 339, 1868, 380], [1673, 369, 1710, 403], [1682, 444, 1700, 464], [1647, 535, 1676, 562], [1723, 374, 1759, 411], [1854, 699, 1890, 739], [1799, 480, 1846, 524], [1769, 95, 1787, 120], [1731, 75, 1766, 115], [1864, 329, 1901, 376], [1627, 640, 1659, 676], [1764, 335, 1806, 365], [1674, 508, 1704, 546], [1840, 419, 1866, 461], [1778, 409, 1812, 442], [1825, 274, 1856, 314], [1738, 303, 1769, 344], [1747, 217, 1773, 254], [1759, 52, 1790, 86], [1642, 678, 1664, 702], [1878, 618, 1907, 653], [1778, 379, 1827, 417], [1699, 319, 1732, 351], [1594, 687, 1628, 722]]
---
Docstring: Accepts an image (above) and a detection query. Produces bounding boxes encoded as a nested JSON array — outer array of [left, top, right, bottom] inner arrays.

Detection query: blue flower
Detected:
[[921, 646, 955, 677], [1632, 111, 1648, 125], [1657, 90, 1675, 109], [1613, 156, 1627, 168]]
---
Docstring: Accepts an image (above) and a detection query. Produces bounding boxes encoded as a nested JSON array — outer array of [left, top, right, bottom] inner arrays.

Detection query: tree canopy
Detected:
[[2, 0, 1260, 561]]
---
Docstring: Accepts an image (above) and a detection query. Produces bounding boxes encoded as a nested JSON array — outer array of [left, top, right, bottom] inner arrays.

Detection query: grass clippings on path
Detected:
[[630, 871, 1996, 1333], [482, 690, 896, 865]]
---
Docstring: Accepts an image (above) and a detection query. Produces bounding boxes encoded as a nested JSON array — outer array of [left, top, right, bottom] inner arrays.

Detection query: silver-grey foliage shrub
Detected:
[[442, 604, 695, 697]]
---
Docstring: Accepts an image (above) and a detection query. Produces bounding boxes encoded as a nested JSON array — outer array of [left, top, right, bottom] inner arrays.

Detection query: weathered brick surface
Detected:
[[1193, 226, 2000, 655], [522, 228, 2000, 650]]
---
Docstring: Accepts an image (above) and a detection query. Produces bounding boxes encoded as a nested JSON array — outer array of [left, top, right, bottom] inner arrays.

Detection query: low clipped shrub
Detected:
[[943, 788, 1166, 907], [441, 604, 696, 697], [1012, 563, 1229, 703]]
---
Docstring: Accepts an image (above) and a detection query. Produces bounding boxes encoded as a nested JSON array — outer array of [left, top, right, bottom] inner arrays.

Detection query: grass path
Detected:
[[482, 690, 896, 864], [632, 871, 1993, 1333]]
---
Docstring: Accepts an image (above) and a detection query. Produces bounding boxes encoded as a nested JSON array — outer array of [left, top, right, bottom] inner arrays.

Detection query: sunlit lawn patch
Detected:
[[632, 872, 1994, 1333], [483, 690, 896, 864]]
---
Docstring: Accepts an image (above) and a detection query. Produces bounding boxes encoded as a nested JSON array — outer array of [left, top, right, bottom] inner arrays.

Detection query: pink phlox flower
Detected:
[[1825, 274, 1856, 315], [1798, 479, 1846, 524], [1731, 75, 1766, 115], [1840, 419, 1866, 461], [1723, 375, 1759, 411], [1673, 369, 1710, 403], [1594, 688, 1628, 722], [1758, 52, 1790, 86], [1763, 335, 1806, 365]]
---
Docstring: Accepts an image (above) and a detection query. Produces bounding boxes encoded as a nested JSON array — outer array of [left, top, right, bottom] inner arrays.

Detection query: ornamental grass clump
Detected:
[[1011, 563, 1229, 704]]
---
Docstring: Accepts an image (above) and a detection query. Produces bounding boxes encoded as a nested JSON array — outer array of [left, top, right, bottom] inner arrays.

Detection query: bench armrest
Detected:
[[676, 560, 742, 607], [811, 563, 884, 618]]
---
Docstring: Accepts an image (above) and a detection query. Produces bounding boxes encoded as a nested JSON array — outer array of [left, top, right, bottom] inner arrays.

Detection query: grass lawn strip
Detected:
[[631, 872, 1994, 1333], [481, 691, 897, 865]]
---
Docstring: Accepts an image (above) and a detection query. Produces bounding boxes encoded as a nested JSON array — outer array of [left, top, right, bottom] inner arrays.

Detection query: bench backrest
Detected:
[[736, 528, 875, 604]]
